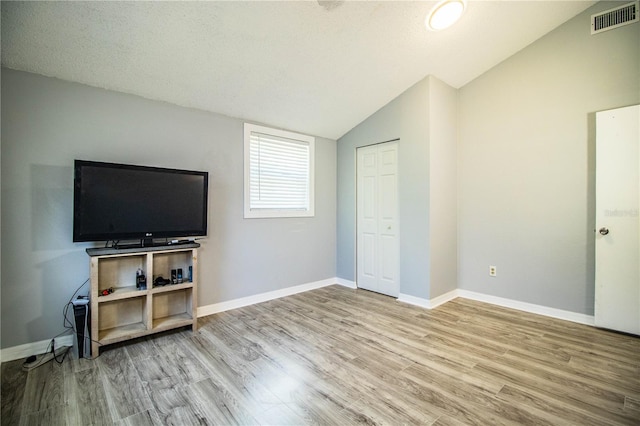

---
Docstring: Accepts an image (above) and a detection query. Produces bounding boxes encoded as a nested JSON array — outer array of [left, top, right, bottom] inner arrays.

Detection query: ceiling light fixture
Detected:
[[426, 0, 466, 31]]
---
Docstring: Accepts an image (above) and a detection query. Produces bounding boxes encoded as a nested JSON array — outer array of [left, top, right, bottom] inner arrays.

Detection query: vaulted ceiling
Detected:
[[1, 1, 596, 139]]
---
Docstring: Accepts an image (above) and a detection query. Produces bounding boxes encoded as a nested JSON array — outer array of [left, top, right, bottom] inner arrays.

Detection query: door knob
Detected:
[[599, 227, 609, 235]]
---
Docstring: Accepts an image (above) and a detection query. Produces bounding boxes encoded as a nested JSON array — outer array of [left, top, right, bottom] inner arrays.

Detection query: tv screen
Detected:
[[73, 160, 208, 244]]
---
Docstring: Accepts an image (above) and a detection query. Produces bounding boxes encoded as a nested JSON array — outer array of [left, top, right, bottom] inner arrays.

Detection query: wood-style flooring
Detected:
[[2, 285, 639, 425]]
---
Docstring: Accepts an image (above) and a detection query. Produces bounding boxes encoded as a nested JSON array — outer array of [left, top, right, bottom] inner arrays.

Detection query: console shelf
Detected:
[[98, 322, 148, 344], [88, 244, 199, 358], [153, 313, 194, 331], [97, 286, 148, 302]]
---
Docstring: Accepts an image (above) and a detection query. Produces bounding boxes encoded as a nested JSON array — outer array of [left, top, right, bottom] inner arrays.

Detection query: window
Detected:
[[244, 123, 315, 218]]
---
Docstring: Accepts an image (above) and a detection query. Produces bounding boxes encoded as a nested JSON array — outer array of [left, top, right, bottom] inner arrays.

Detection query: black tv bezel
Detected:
[[73, 159, 209, 243]]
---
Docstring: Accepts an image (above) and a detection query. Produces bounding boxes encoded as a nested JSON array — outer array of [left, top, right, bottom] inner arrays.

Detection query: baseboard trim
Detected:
[[397, 289, 458, 309], [457, 290, 595, 326], [0, 334, 74, 363], [2, 278, 341, 362], [2, 282, 596, 363], [397, 293, 430, 309], [197, 277, 339, 318], [398, 289, 594, 326], [335, 278, 357, 289]]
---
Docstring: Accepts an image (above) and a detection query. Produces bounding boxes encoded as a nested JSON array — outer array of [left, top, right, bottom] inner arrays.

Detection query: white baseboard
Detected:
[[2, 282, 595, 363], [1, 278, 342, 362], [1, 334, 74, 363], [456, 289, 595, 326], [335, 278, 357, 289], [398, 289, 594, 326], [397, 289, 458, 309], [397, 293, 431, 309], [197, 277, 339, 318], [198, 280, 595, 326]]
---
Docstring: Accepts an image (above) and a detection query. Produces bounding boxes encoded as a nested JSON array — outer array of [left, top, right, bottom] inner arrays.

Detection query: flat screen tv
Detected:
[[73, 160, 208, 246]]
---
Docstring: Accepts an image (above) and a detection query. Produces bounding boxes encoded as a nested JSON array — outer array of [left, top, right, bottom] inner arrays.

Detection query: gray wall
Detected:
[[428, 77, 458, 298], [458, 2, 640, 314], [1, 69, 337, 349], [337, 76, 458, 300], [337, 77, 430, 298]]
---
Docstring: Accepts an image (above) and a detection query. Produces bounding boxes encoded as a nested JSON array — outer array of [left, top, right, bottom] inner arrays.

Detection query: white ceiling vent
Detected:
[[591, 1, 638, 34]]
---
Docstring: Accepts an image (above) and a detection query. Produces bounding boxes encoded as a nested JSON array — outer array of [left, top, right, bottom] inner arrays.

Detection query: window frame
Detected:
[[243, 123, 315, 219]]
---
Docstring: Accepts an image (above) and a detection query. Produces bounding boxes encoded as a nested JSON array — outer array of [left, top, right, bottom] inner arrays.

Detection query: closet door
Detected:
[[357, 142, 399, 297]]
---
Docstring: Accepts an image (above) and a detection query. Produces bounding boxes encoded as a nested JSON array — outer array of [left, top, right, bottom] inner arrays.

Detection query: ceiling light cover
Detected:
[[427, 0, 466, 31]]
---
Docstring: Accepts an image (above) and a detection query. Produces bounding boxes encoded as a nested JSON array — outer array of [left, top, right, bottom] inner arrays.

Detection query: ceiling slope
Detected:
[[1, 1, 595, 139]]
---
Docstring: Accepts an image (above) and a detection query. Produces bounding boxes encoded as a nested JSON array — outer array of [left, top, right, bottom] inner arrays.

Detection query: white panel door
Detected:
[[595, 104, 640, 335], [357, 142, 399, 297]]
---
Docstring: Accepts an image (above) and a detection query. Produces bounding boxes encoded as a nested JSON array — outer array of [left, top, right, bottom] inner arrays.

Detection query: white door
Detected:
[[357, 142, 399, 297], [595, 104, 640, 335]]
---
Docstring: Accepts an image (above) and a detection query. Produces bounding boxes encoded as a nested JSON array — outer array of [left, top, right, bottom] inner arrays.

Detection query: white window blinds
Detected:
[[244, 123, 315, 218]]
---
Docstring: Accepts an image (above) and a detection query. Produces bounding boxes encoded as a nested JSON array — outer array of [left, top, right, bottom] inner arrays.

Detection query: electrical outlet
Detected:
[[489, 266, 497, 277]]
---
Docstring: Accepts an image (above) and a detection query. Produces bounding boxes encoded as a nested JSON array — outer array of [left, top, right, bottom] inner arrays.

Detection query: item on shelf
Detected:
[[171, 269, 177, 284], [100, 287, 114, 296], [154, 276, 171, 287], [177, 268, 183, 283], [136, 268, 147, 290]]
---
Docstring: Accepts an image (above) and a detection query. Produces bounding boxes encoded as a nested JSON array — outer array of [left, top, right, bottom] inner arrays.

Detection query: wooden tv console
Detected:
[[87, 243, 198, 358]]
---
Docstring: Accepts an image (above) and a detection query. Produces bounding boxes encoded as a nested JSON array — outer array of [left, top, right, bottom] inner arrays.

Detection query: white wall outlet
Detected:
[[489, 265, 497, 277]]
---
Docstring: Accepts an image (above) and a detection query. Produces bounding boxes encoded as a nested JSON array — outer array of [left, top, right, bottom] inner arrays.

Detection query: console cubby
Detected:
[[98, 296, 148, 343], [88, 244, 199, 358], [153, 251, 193, 284], [96, 254, 146, 291], [152, 286, 194, 331]]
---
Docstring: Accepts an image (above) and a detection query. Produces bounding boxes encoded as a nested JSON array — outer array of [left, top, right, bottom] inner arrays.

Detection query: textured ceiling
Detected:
[[1, 1, 595, 140]]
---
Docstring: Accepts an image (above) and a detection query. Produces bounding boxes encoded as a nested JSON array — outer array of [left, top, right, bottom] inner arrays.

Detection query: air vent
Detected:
[[591, 1, 638, 34]]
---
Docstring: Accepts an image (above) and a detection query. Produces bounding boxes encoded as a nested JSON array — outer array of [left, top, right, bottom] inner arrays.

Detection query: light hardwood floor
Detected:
[[2, 285, 639, 425]]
